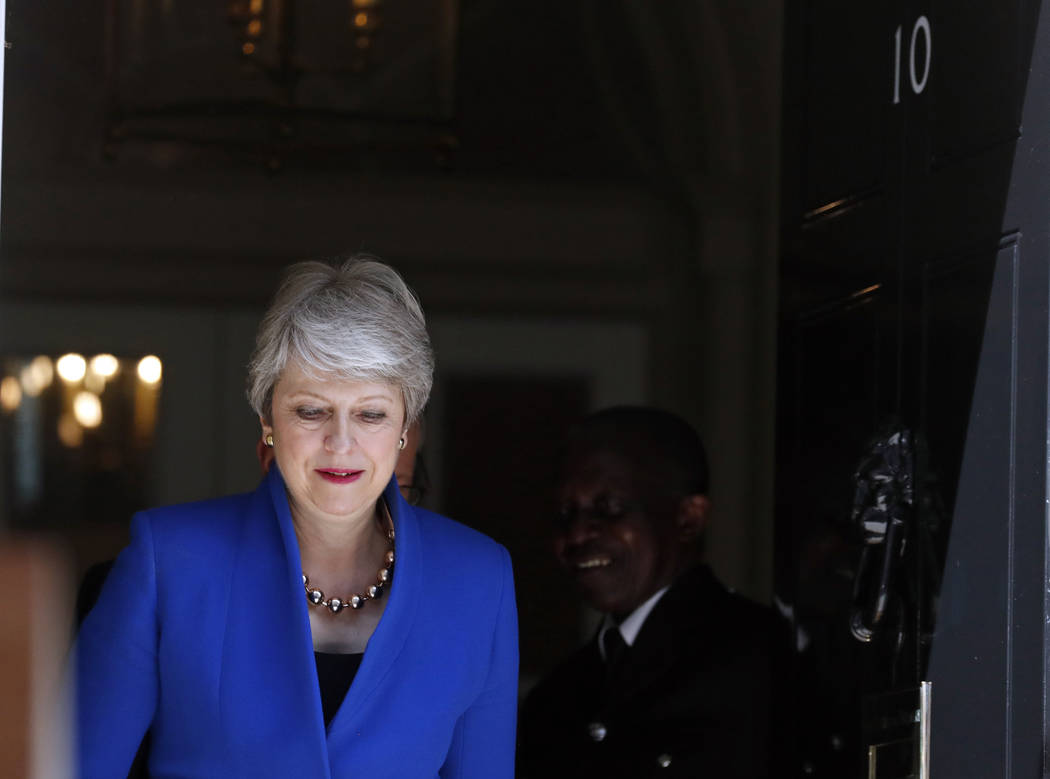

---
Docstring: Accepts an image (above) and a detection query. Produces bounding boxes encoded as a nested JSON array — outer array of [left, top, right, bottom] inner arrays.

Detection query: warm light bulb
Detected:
[[90, 354, 119, 378], [0, 376, 22, 411], [28, 356, 54, 389], [73, 391, 103, 428], [56, 353, 87, 383], [57, 413, 84, 448], [22, 355, 55, 397], [138, 355, 163, 385]]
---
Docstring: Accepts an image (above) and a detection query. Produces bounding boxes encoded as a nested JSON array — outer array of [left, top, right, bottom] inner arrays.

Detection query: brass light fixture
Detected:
[[349, 0, 382, 72], [106, 0, 457, 169], [227, 0, 384, 78]]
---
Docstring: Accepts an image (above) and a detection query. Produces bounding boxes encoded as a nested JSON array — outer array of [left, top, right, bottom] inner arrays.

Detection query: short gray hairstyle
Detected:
[[247, 255, 434, 425]]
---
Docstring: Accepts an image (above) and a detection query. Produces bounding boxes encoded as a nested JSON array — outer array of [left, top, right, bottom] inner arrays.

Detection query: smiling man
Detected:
[[518, 406, 777, 779]]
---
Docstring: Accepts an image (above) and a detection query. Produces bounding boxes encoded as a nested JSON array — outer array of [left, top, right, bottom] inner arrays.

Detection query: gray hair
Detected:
[[247, 256, 434, 425]]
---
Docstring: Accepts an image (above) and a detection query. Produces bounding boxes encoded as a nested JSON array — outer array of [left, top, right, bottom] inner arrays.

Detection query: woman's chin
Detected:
[[291, 491, 375, 526]]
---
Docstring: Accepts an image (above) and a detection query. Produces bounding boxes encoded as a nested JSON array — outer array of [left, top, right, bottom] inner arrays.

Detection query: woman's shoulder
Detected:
[[407, 506, 510, 571], [133, 484, 266, 550], [398, 507, 516, 653]]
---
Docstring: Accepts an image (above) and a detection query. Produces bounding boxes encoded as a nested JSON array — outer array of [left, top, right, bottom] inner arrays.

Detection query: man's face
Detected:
[[395, 420, 422, 504], [553, 447, 686, 619]]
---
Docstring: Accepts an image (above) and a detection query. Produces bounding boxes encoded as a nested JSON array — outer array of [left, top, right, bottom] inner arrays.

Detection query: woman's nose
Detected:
[[324, 419, 356, 452]]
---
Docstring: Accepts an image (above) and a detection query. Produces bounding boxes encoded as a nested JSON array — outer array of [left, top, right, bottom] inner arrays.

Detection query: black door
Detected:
[[777, 2, 1049, 776]]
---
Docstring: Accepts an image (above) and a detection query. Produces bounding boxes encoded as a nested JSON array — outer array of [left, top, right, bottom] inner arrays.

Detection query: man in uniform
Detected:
[[518, 406, 777, 778]]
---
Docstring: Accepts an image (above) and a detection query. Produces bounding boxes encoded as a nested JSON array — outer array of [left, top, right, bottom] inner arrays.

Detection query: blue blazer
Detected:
[[77, 466, 519, 778]]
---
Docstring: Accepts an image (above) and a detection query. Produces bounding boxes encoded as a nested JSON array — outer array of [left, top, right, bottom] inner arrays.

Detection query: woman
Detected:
[[77, 257, 519, 778]]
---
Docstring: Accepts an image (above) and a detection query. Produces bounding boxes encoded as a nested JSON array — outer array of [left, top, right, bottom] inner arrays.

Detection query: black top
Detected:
[[314, 651, 364, 727], [518, 565, 783, 779]]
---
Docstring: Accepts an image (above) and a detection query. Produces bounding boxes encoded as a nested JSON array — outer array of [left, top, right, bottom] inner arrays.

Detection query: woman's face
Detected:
[[262, 361, 406, 530]]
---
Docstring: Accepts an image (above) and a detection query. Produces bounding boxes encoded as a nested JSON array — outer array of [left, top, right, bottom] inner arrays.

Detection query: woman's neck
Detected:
[[292, 500, 390, 592], [294, 500, 395, 653]]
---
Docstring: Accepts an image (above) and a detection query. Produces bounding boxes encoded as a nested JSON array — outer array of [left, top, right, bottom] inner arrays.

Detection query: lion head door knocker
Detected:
[[848, 426, 914, 646], [847, 422, 943, 686]]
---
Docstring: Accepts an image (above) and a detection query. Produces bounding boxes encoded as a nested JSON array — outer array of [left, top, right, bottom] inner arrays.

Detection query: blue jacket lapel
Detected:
[[326, 479, 420, 744], [217, 467, 331, 778], [228, 468, 422, 773]]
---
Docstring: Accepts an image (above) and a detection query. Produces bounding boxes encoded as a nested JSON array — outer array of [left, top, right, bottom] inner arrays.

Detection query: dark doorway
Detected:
[[777, 2, 1050, 776], [441, 374, 590, 684]]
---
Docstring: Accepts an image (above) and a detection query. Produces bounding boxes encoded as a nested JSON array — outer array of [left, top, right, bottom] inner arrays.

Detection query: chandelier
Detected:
[[104, 0, 458, 168], [227, 0, 383, 79]]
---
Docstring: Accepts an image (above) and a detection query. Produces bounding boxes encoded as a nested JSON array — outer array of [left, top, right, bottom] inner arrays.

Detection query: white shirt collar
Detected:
[[598, 585, 670, 659]]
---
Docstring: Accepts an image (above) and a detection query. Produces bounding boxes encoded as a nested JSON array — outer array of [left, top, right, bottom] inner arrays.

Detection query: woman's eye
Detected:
[[296, 407, 326, 420], [359, 410, 387, 423]]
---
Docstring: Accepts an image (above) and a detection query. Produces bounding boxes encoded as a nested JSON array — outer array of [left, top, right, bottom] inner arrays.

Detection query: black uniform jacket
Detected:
[[518, 565, 778, 779]]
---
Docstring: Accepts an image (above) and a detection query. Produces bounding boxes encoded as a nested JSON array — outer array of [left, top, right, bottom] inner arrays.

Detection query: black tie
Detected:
[[602, 627, 628, 673]]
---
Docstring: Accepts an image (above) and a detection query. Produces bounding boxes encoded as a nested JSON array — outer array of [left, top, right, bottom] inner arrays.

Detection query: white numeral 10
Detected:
[[893, 16, 932, 104]]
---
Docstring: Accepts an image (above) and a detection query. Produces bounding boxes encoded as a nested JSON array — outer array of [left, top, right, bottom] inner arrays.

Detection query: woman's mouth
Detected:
[[316, 469, 364, 484]]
